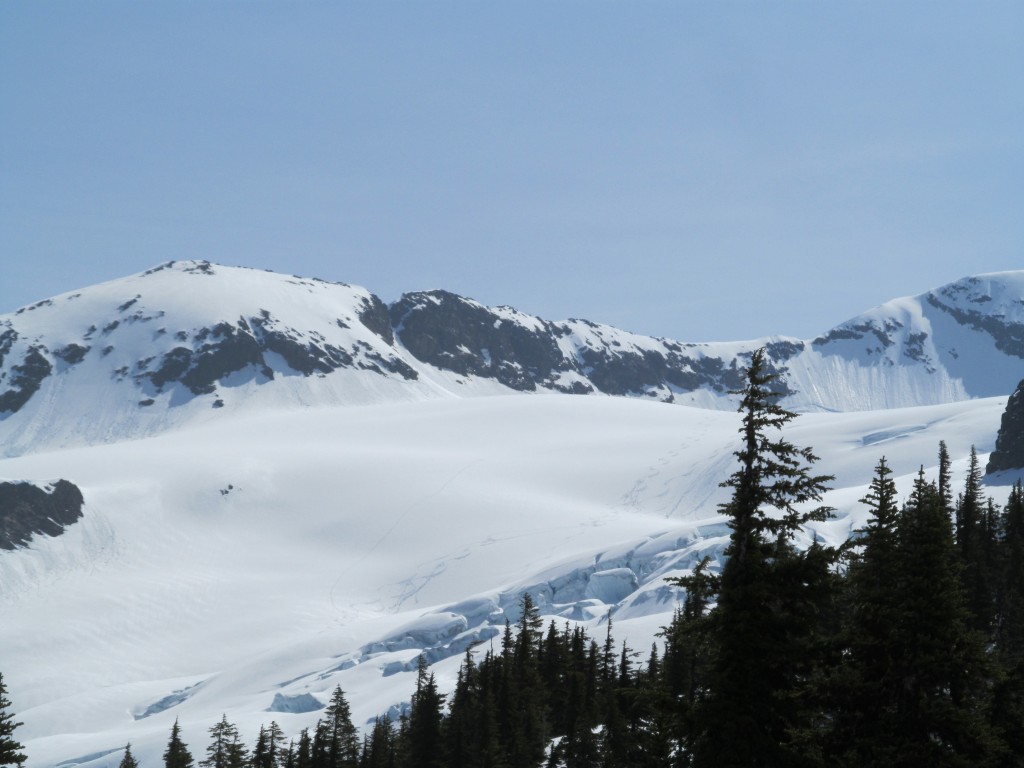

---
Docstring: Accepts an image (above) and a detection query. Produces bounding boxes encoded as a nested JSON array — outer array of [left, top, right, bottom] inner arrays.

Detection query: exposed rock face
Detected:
[[0, 479, 85, 550], [3, 262, 1024, 453], [987, 380, 1024, 474], [390, 290, 784, 399], [391, 291, 570, 391]]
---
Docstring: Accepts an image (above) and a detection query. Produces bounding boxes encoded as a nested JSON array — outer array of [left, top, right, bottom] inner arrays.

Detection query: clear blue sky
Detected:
[[2, 2, 1022, 341]]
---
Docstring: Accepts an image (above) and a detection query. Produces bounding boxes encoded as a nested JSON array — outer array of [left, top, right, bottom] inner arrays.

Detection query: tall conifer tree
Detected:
[[321, 685, 359, 768], [691, 348, 834, 768], [164, 719, 194, 768], [118, 743, 139, 768], [0, 673, 26, 768], [889, 470, 995, 765]]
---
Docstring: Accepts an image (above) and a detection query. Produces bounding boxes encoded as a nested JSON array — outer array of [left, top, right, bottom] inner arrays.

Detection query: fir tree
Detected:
[[311, 719, 330, 768], [164, 719, 195, 768], [294, 729, 312, 768], [321, 685, 360, 768], [999, 481, 1024, 662], [250, 722, 287, 768], [827, 457, 904, 763], [691, 348, 835, 768], [200, 715, 243, 768], [0, 673, 26, 768], [253, 726, 269, 768], [508, 593, 548, 768], [119, 744, 139, 768], [661, 555, 718, 764], [405, 656, 446, 768], [992, 481, 1024, 764], [888, 470, 995, 765], [958, 446, 996, 633], [360, 716, 397, 768], [446, 647, 505, 768]]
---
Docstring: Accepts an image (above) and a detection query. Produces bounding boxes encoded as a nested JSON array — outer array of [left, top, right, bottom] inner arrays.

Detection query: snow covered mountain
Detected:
[[3, 261, 1024, 457], [3, 263, 1024, 767]]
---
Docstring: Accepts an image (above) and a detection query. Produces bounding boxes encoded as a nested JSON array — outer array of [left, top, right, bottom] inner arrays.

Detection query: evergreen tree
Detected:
[[991, 481, 1024, 764], [508, 593, 548, 768], [661, 556, 718, 765], [999, 481, 1024, 662], [888, 470, 995, 765], [311, 720, 330, 768], [958, 447, 996, 633], [321, 686, 360, 768], [294, 729, 312, 768], [691, 348, 835, 768], [200, 715, 243, 768], [361, 716, 397, 768], [938, 440, 954, 517], [445, 648, 505, 768], [264, 722, 286, 768], [253, 726, 269, 768], [119, 744, 139, 768], [405, 656, 446, 768], [164, 719, 195, 768], [0, 673, 26, 768], [827, 457, 904, 763]]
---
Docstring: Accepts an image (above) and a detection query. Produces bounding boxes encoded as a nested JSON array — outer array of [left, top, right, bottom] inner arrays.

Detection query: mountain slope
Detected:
[[3, 263, 1024, 457]]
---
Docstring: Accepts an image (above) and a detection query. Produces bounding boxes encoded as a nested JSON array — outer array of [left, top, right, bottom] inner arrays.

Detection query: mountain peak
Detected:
[[3, 264, 1024, 456]]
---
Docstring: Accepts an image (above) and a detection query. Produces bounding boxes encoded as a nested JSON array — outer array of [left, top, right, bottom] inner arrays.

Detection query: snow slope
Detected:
[[1, 392, 1015, 767], [3, 263, 1024, 458]]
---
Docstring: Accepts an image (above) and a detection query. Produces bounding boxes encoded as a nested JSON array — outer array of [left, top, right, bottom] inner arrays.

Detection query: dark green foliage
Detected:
[[321, 686, 360, 768], [164, 719, 194, 768], [200, 715, 247, 768], [445, 649, 505, 768], [252, 723, 286, 768], [826, 457, 903, 762], [0, 673, 26, 768], [661, 556, 718, 764], [360, 716, 398, 768], [999, 481, 1024, 663], [830, 468, 998, 765], [958, 447, 998, 633], [119, 743, 140, 768], [405, 656, 446, 768], [691, 348, 836, 767], [888, 471, 995, 764], [294, 729, 312, 768]]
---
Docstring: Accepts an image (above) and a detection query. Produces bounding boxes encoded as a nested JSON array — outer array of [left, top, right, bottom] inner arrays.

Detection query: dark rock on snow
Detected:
[[0, 479, 85, 550], [987, 379, 1024, 474]]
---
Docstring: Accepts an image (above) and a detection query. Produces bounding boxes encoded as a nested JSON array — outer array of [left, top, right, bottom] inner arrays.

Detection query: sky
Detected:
[[1, 2, 1022, 343]]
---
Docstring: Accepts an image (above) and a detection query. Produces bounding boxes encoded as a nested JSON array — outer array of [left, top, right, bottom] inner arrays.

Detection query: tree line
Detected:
[[4, 349, 1024, 766]]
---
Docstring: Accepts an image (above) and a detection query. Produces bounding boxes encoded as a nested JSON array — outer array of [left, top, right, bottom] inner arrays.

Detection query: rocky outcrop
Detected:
[[391, 291, 571, 391], [0, 479, 85, 550], [390, 290, 787, 400], [0, 345, 53, 414], [987, 380, 1024, 474]]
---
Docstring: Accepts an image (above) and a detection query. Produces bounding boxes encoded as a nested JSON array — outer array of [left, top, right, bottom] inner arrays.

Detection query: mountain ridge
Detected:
[[2, 260, 1024, 456]]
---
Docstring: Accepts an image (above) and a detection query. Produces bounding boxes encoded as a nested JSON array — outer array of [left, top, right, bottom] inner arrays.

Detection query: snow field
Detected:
[[0, 392, 1016, 767]]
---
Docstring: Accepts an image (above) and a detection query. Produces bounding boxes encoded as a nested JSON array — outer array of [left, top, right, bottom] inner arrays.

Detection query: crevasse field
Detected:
[[0, 391, 1013, 767]]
